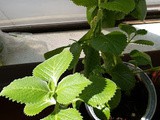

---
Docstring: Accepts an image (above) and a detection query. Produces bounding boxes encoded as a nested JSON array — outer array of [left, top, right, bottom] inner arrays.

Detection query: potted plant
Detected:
[[0, 0, 158, 120]]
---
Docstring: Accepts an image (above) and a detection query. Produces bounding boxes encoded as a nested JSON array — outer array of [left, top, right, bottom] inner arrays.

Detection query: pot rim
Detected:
[[85, 62, 157, 120]]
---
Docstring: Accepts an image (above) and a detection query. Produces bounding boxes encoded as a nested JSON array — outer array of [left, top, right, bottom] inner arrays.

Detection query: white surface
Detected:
[[0, 0, 160, 27], [1, 23, 160, 65]]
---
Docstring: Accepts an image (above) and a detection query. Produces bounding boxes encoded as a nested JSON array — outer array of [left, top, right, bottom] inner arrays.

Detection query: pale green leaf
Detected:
[[70, 0, 98, 7], [24, 98, 56, 116], [41, 108, 83, 120], [111, 63, 136, 91], [102, 107, 110, 120], [91, 31, 127, 55], [100, 0, 135, 14], [132, 40, 154, 46], [33, 49, 73, 85], [80, 75, 117, 107], [0, 76, 50, 104], [56, 73, 91, 104]]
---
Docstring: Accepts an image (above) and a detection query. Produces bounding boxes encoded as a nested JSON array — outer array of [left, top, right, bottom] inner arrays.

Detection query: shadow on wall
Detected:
[[0, 30, 48, 65]]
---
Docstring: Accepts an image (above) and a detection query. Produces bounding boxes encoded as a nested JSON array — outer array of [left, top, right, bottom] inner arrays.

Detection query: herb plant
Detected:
[[0, 0, 157, 120]]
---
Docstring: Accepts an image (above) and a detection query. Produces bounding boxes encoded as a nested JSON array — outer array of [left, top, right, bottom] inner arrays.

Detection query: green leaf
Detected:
[[0, 76, 50, 104], [80, 75, 117, 107], [102, 107, 110, 120], [24, 98, 56, 116], [69, 42, 82, 70], [119, 24, 136, 35], [56, 73, 91, 104], [130, 50, 152, 67], [44, 46, 69, 60], [108, 89, 121, 110], [136, 29, 147, 35], [70, 0, 98, 7], [102, 10, 116, 28], [131, 0, 147, 20], [83, 45, 101, 77], [132, 40, 154, 46], [91, 31, 127, 55], [41, 108, 83, 120], [100, 0, 135, 14], [33, 49, 73, 85], [111, 63, 136, 91], [87, 6, 98, 24]]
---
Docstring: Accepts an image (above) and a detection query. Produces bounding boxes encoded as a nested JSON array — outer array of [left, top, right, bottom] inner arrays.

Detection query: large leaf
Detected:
[[130, 50, 152, 67], [70, 0, 98, 7], [100, 0, 135, 14], [41, 108, 83, 120], [69, 42, 82, 70], [80, 75, 117, 107], [0, 76, 50, 104], [131, 0, 147, 20], [24, 98, 56, 116], [33, 49, 73, 85], [91, 31, 127, 55], [111, 63, 136, 91], [56, 73, 91, 104]]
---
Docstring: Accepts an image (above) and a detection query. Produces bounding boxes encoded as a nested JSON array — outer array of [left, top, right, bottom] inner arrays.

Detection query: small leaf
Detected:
[[136, 29, 147, 35], [100, 0, 135, 14], [132, 40, 154, 46], [0, 76, 50, 104], [80, 75, 117, 107], [130, 50, 152, 67], [69, 42, 82, 70], [91, 31, 127, 55], [111, 63, 136, 91], [131, 0, 147, 20], [44, 46, 69, 59], [24, 98, 56, 116], [70, 0, 98, 7], [33, 49, 73, 85], [56, 73, 91, 104], [119, 24, 136, 35], [41, 108, 83, 120], [102, 107, 110, 120]]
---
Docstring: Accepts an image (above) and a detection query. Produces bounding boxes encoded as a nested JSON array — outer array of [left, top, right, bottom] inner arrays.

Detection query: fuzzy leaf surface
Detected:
[[24, 98, 56, 116], [33, 49, 73, 85], [111, 63, 136, 91], [91, 31, 127, 55], [56, 73, 91, 104], [70, 0, 97, 7], [41, 108, 83, 120], [80, 75, 117, 107], [0, 76, 50, 104], [100, 0, 135, 14]]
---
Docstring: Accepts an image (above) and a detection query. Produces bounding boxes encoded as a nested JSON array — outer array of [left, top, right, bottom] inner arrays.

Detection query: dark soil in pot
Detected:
[[110, 81, 148, 120]]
